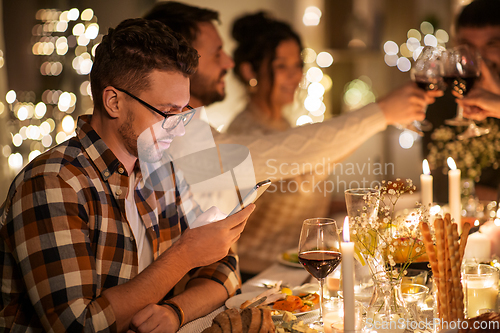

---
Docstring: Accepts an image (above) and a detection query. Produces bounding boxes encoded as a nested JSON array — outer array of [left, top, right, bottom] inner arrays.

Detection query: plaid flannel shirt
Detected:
[[0, 115, 241, 333]]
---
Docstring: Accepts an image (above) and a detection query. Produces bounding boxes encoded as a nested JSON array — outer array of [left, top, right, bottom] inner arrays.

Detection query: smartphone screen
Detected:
[[229, 179, 271, 215]]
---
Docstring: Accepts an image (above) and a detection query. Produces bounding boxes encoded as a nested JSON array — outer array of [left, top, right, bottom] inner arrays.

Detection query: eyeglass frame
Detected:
[[114, 87, 196, 130]]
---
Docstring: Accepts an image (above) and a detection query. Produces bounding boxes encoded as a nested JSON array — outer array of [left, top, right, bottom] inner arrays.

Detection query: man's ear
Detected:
[[102, 87, 121, 119], [239, 62, 257, 82]]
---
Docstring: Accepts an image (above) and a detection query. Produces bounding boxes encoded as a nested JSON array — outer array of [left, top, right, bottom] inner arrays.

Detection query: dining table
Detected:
[[178, 262, 319, 333]]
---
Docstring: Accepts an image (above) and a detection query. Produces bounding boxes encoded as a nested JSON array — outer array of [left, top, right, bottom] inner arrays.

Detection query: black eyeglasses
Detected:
[[115, 87, 196, 131]]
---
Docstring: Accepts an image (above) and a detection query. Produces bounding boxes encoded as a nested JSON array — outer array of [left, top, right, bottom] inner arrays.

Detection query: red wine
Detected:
[[298, 251, 341, 280], [443, 75, 478, 96], [413, 75, 443, 91]]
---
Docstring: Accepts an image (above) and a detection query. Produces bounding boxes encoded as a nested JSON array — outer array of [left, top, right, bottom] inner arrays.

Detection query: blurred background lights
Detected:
[[399, 129, 418, 149], [0, 102, 4, 115], [436, 29, 449, 43], [35, 102, 47, 118], [296, 115, 314, 126], [81, 8, 94, 21], [56, 21, 68, 32], [12, 133, 23, 147], [316, 51, 333, 67], [40, 121, 51, 135], [406, 37, 420, 52], [77, 35, 90, 46], [303, 6, 322, 26], [19, 126, 27, 140], [423, 34, 438, 47], [80, 81, 91, 96], [62, 115, 75, 133], [68, 8, 79, 21], [420, 21, 434, 35], [307, 82, 325, 98], [79, 58, 93, 75], [384, 54, 398, 67], [2, 145, 11, 157], [319, 74, 333, 91], [17, 106, 28, 121], [302, 48, 317, 64], [310, 102, 326, 116], [407, 29, 422, 41], [413, 46, 424, 60], [8, 153, 23, 171], [58, 92, 72, 111], [56, 131, 67, 144], [306, 67, 323, 82], [343, 78, 376, 110], [85, 24, 99, 40], [399, 43, 412, 58], [304, 96, 322, 112], [42, 135, 53, 148], [72, 23, 85, 36], [384, 41, 399, 55], [29, 150, 42, 162], [6, 90, 16, 104], [397, 57, 411, 72]]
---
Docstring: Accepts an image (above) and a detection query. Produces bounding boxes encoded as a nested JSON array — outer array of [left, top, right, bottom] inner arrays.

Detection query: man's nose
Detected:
[[171, 119, 186, 137], [221, 51, 234, 70]]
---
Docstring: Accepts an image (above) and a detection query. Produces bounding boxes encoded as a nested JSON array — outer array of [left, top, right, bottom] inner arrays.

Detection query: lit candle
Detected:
[[420, 159, 433, 209], [342, 217, 355, 332], [447, 157, 461, 233]]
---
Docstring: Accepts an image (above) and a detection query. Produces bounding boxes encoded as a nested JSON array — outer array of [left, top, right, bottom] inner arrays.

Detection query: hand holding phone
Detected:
[[229, 179, 271, 216]]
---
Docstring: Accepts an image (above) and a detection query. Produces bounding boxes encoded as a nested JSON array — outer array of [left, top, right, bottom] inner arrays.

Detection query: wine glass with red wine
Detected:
[[441, 45, 490, 139], [409, 45, 445, 133], [298, 218, 341, 326]]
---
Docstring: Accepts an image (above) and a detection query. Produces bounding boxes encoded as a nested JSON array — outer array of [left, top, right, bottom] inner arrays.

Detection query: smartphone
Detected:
[[229, 179, 271, 215]]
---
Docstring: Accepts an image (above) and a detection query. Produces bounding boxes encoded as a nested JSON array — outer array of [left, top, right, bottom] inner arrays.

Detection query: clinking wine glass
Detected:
[[409, 45, 445, 134], [298, 218, 341, 327], [441, 45, 490, 139]]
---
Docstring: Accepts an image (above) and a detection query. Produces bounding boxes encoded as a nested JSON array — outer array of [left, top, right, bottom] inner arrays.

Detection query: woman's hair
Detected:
[[231, 12, 303, 87]]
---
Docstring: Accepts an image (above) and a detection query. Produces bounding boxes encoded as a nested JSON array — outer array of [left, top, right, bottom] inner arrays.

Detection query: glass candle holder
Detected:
[[462, 263, 499, 318]]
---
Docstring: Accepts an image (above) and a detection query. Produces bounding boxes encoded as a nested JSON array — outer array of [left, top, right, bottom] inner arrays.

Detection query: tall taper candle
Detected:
[[447, 157, 462, 233], [342, 217, 355, 332], [420, 159, 433, 209]]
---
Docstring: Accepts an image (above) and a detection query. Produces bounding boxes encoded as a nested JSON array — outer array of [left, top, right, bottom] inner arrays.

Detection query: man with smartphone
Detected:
[[0, 18, 254, 333]]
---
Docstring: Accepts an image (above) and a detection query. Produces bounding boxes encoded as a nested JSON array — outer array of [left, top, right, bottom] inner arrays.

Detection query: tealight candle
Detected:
[[447, 157, 461, 233], [420, 159, 433, 209], [342, 217, 355, 332]]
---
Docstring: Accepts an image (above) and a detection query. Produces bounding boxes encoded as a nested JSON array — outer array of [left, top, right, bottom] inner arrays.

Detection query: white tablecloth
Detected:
[[179, 263, 310, 332]]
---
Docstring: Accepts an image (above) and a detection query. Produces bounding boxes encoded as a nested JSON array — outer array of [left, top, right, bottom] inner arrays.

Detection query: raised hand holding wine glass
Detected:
[[298, 218, 341, 327], [409, 45, 445, 133], [441, 44, 490, 139]]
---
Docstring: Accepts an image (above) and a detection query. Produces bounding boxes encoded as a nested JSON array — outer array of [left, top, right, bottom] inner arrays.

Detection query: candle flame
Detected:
[[447, 157, 457, 170], [343, 216, 350, 242], [422, 159, 430, 175]]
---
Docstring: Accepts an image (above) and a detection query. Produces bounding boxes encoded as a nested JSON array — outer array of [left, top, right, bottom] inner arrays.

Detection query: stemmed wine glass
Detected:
[[298, 218, 341, 327], [441, 45, 490, 139], [409, 45, 445, 134]]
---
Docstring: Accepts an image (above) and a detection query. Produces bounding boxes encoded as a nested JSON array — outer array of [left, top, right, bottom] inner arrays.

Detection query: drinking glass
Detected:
[[441, 45, 490, 139], [298, 218, 341, 326], [409, 45, 445, 134]]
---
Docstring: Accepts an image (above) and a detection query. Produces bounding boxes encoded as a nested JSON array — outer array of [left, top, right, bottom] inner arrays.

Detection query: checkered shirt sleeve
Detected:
[[0, 115, 241, 332]]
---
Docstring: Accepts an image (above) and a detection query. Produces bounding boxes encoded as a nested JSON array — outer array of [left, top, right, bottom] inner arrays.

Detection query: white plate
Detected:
[[276, 248, 302, 268], [225, 285, 319, 317]]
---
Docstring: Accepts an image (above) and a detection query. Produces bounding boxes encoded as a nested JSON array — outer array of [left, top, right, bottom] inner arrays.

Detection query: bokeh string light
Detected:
[[3, 7, 99, 172]]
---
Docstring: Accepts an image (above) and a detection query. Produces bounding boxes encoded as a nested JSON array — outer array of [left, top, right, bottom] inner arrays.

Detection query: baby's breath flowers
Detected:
[[427, 119, 500, 182], [350, 179, 428, 281]]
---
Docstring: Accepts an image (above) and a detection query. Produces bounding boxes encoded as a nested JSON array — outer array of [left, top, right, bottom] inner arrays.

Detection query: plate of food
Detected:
[[277, 248, 302, 268], [225, 282, 319, 318]]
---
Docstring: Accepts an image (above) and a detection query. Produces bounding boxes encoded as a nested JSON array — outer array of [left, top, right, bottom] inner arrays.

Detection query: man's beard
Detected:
[[190, 70, 226, 106], [118, 111, 139, 157]]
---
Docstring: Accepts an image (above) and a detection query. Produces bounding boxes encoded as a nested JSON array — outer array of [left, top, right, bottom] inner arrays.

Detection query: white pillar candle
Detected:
[[420, 159, 433, 209], [342, 217, 355, 332], [464, 232, 491, 262], [447, 157, 462, 233]]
